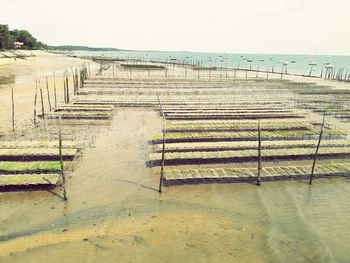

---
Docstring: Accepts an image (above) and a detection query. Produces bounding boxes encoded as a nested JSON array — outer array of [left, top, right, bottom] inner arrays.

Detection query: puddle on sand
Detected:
[[0, 74, 15, 87]]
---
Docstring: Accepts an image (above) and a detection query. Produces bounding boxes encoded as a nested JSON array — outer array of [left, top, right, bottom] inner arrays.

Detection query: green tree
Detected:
[[10, 29, 42, 49], [0, 24, 14, 49]]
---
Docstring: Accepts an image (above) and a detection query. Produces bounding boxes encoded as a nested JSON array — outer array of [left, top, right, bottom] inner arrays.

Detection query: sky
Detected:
[[1, 0, 349, 55]]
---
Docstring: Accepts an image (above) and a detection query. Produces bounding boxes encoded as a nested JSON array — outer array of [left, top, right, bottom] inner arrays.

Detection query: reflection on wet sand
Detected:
[[0, 74, 15, 87], [1, 108, 350, 262]]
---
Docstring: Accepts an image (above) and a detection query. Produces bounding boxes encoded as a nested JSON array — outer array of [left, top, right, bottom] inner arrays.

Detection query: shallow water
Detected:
[[1, 54, 350, 262], [1, 108, 350, 262]]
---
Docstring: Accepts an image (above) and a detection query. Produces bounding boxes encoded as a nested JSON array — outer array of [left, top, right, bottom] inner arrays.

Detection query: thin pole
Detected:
[[266, 66, 269, 80], [309, 65, 313, 77], [11, 87, 15, 132], [159, 127, 166, 193], [75, 69, 78, 95], [58, 116, 67, 200], [71, 69, 76, 95], [309, 114, 326, 185], [39, 81, 45, 118], [53, 72, 57, 108], [157, 93, 166, 193], [46, 76, 52, 111], [63, 76, 67, 104], [66, 75, 69, 103], [281, 65, 284, 79], [257, 119, 262, 186], [34, 79, 38, 124]]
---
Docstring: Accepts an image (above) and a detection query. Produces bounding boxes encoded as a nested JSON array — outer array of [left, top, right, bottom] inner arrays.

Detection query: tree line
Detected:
[[0, 24, 46, 50], [51, 45, 120, 51], [0, 24, 121, 51]]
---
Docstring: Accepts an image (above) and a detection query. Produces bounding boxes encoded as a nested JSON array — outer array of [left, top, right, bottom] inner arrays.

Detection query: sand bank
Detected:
[[0, 51, 97, 134]]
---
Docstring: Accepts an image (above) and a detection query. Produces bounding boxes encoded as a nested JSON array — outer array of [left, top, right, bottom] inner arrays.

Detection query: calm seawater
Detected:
[[74, 50, 350, 76]]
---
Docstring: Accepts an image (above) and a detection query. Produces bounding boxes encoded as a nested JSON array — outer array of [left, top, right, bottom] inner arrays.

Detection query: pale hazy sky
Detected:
[[1, 0, 349, 55]]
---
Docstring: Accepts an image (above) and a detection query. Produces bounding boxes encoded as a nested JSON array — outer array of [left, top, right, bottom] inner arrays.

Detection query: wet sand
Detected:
[[1, 58, 350, 262]]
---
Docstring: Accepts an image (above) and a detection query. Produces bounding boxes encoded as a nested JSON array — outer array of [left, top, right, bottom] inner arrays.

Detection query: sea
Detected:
[[74, 50, 350, 77]]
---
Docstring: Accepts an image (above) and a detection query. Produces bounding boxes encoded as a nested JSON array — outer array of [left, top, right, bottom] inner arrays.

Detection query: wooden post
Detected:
[[46, 76, 52, 111], [79, 67, 82, 91], [66, 75, 69, 103], [309, 114, 326, 185], [257, 119, 262, 186], [281, 65, 284, 79], [66, 76, 70, 103], [58, 116, 67, 200], [71, 69, 76, 95], [76, 69, 79, 94], [39, 81, 45, 118], [157, 93, 166, 193], [11, 87, 15, 132], [34, 79, 38, 124], [266, 67, 269, 80], [75, 69, 78, 95], [53, 72, 57, 108], [309, 65, 313, 77], [63, 76, 67, 104], [159, 126, 166, 193]]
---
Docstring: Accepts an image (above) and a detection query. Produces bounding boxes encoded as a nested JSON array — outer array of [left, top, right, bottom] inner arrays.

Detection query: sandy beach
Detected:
[[0, 51, 96, 134]]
